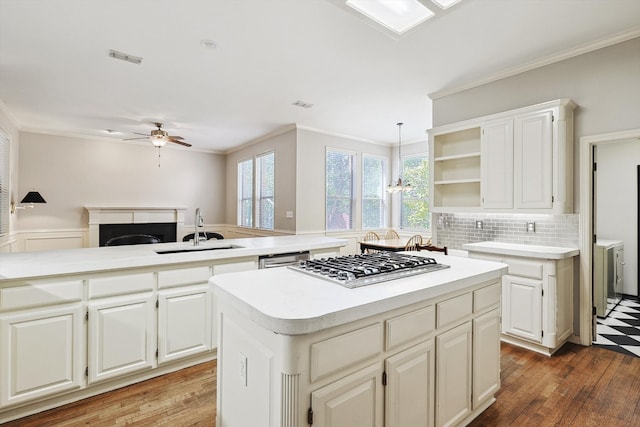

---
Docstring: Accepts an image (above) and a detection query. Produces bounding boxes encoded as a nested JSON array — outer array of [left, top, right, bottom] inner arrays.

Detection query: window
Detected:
[[326, 149, 354, 231], [401, 154, 429, 230], [0, 131, 8, 236], [237, 158, 253, 227], [237, 151, 275, 230], [256, 152, 275, 229], [362, 155, 385, 229]]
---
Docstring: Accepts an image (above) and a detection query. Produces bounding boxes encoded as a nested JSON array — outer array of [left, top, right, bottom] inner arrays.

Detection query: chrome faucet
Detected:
[[194, 208, 204, 246]]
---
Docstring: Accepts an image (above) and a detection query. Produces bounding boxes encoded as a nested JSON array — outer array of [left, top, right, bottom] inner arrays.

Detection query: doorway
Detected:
[[579, 129, 640, 350]]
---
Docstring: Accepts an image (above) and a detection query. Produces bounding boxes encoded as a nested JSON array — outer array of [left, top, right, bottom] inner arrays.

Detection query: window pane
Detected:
[[256, 152, 275, 229], [237, 159, 253, 227], [362, 155, 385, 229], [401, 155, 429, 230], [326, 150, 354, 231]]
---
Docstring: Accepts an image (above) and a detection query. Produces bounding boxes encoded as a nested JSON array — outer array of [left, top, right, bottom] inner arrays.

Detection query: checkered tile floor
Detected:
[[594, 297, 640, 357]]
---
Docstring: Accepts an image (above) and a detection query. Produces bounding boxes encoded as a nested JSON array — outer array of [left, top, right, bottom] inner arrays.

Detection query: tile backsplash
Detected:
[[435, 213, 579, 250]]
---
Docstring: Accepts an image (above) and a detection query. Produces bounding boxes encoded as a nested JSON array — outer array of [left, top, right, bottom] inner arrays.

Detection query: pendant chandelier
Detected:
[[387, 122, 412, 193]]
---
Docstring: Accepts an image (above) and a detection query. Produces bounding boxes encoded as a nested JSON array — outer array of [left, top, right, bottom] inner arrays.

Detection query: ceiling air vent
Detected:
[[292, 101, 314, 109], [108, 49, 143, 65]]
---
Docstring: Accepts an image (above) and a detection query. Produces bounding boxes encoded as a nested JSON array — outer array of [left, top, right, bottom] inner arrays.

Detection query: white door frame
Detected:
[[579, 128, 640, 345]]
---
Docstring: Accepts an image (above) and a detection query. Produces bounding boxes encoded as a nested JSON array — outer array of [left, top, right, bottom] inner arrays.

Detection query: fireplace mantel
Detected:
[[86, 206, 186, 247]]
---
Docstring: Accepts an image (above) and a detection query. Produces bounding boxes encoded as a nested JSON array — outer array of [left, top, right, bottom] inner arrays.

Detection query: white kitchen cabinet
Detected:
[[385, 340, 435, 427], [0, 304, 84, 407], [430, 99, 575, 214], [311, 363, 384, 427], [473, 308, 500, 408], [481, 118, 513, 209], [467, 246, 575, 356], [436, 322, 472, 427], [87, 293, 156, 384], [514, 110, 553, 209], [157, 284, 212, 364], [502, 275, 543, 343]]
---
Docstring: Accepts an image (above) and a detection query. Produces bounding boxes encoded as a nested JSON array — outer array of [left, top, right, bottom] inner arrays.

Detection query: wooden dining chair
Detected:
[[404, 234, 423, 251], [362, 231, 381, 253], [362, 231, 380, 241], [384, 229, 400, 240]]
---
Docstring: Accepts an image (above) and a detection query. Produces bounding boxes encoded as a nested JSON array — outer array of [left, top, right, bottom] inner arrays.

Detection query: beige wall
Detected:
[[431, 37, 640, 212], [18, 132, 226, 232], [225, 128, 297, 233]]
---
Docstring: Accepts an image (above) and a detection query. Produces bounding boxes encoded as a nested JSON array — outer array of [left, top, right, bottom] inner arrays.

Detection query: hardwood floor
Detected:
[[4, 342, 640, 426]]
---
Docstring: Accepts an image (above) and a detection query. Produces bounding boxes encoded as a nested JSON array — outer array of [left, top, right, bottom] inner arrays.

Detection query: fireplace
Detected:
[[86, 206, 186, 247], [99, 222, 177, 246]]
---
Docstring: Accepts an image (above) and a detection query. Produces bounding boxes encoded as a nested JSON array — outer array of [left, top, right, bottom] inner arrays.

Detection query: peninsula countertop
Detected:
[[212, 253, 507, 335], [0, 235, 346, 282], [462, 241, 579, 259]]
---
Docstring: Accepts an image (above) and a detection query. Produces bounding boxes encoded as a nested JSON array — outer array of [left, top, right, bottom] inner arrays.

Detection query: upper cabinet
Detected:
[[429, 99, 576, 214]]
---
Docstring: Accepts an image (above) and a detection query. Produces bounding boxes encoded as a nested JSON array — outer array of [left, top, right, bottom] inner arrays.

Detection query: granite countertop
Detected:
[[212, 254, 507, 335], [0, 236, 346, 282], [462, 241, 579, 259]]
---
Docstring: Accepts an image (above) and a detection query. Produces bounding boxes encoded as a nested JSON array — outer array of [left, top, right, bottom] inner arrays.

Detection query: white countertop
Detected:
[[462, 241, 579, 259], [0, 236, 346, 282], [212, 254, 507, 335]]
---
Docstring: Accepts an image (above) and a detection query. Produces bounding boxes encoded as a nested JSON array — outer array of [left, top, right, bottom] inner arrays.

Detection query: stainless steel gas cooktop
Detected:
[[288, 251, 450, 288]]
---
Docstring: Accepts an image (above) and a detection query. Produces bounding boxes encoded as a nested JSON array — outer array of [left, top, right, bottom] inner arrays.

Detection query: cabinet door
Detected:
[[311, 363, 383, 427], [0, 304, 84, 406], [158, 285, 212, 364], [473, 309, 500, 408], [87, 293, 155, 384], [502, 275, 542, 342], [615, 246, 624, 296], [436, 322, 472, 427], [385, 340, 435, 427], [481, 119, 514, 209], [514, 110, 553, 209]]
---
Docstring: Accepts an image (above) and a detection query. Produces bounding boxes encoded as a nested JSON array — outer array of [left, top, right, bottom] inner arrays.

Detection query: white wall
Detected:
[[225, 127, 297, 233], [296, 128, 393, 234], [596, 139, 640, 295], [18, 132, 226, 233]]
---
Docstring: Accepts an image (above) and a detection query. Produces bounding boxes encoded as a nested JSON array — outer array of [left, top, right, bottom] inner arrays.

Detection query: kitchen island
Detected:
[[0, 235, 345, 424], [213, 253, 507, 427]]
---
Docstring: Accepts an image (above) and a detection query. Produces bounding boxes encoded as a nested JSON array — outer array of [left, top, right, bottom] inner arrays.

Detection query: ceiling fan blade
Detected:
[[167, 135, 184, 140], [123, 136, 150, 141], [167, 137, 192, 147], [133, 132, 150, 136]]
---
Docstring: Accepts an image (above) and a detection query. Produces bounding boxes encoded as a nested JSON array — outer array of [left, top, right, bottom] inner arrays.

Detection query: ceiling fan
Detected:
[[124, 122, 192, 147]]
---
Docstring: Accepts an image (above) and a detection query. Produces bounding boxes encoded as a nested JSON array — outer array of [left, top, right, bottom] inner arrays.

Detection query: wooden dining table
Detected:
[[358, 238, 408, 254]]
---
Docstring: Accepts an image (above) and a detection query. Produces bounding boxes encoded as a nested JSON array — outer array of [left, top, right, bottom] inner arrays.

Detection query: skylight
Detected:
[[345, 0, 435, 35]]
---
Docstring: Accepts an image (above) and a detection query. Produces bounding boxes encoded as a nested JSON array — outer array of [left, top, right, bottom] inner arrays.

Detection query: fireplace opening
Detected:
[[99, 223, 177, 247]]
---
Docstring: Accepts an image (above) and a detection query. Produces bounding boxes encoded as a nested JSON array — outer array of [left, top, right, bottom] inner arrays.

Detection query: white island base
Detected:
[[213, 254, 507, 427]]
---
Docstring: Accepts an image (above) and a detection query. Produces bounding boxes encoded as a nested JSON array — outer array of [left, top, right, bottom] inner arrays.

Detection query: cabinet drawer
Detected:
[[385, 305, 435, 351], [474, 282, 500, 312], [506, 259, 543, 280], [0, 281, 83, 311], [212, 260, 258, 275], [437, 293, 472, 329], [88, 272, 156, 299], [310, 323, 383, 382], [158, 266, 211, 289]]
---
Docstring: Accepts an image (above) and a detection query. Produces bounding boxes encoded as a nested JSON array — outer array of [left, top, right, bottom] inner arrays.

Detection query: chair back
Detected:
[[362, 231, 380, 241], [384, 229, 400, 240], [404, 234, 423, 251], [182, 232, 224, 242], [105, 234, 161, 246]]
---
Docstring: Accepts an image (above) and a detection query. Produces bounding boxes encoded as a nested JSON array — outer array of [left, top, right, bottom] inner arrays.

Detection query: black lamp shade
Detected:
[[20, 191, 47, 204]]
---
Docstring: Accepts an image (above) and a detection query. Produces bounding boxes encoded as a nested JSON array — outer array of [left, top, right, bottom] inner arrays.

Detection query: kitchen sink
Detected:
[[155, 244, 243, 254]]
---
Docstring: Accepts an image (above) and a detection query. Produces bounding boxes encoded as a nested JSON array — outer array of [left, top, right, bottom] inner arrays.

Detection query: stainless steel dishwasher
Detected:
[[258, 251, 310, 269]]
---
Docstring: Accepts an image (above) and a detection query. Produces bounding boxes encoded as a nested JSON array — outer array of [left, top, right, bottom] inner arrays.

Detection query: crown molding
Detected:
[[0, 98, 22, 130], [429, 26, 640, 100]]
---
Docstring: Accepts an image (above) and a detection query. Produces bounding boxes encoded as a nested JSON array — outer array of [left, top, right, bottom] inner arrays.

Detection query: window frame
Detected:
[[400, 152, 430, 231], [361, 153, 387, 230], [237, 157, 254, 228], [325, 148, 356, 232], [255, 151, 275, 230]]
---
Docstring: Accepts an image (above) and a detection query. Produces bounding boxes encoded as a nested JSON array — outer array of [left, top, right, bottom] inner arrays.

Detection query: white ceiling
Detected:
[[1, 0, 639, 152]]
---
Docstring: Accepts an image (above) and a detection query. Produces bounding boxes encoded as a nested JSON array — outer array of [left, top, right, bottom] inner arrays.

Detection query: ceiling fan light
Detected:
[[151, 136, 167, 147]]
